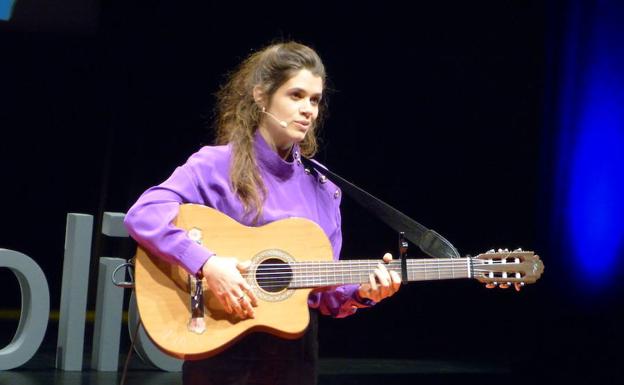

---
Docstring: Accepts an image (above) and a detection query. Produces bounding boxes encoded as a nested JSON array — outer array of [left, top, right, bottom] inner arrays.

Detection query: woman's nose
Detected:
[[299, 99, 313, 116]]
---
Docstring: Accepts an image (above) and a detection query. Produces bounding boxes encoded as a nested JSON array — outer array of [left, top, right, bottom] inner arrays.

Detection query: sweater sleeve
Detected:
[[308, 284, 376, 318], [123, 151, 218, 275]]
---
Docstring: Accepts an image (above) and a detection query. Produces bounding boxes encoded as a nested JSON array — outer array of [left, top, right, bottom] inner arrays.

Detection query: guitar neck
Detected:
[[288, 258, 473, 288]]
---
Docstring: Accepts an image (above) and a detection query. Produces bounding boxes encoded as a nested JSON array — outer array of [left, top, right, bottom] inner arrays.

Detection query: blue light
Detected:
[[555, 0, 624, 289], [0, 0, 15, 21], [568, 119, 624, 281]]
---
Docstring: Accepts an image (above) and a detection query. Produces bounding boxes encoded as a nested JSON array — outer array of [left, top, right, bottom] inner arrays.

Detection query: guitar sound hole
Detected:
[[256, 258, 292, 293]]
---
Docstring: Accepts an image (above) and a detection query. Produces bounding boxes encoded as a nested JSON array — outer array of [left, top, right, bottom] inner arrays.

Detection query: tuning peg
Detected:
[[487, 249, 495, 254], [514, 248, 523, 252]]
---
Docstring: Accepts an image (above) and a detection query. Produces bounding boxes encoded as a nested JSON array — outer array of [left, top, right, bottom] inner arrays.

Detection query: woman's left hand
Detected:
[[358, 253, 401, 302]]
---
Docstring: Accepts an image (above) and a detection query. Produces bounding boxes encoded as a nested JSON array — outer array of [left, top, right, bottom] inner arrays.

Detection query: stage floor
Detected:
[[1, 352, 515, 385], [0, 318, 526, 385]]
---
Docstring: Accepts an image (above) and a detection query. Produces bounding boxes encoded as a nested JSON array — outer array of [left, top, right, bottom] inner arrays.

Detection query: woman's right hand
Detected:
[[201, 256, 258, 319]]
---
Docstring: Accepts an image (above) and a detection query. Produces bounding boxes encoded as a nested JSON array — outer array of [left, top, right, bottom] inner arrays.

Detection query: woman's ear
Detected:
[[253, 85, 265, 108]]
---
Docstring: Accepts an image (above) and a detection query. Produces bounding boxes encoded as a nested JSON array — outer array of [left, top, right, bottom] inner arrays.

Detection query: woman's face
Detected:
[[257, 69, 323, 156]]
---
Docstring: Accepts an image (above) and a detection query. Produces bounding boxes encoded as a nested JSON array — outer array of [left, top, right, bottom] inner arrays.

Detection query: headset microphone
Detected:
[[262, 108, 288, 128]]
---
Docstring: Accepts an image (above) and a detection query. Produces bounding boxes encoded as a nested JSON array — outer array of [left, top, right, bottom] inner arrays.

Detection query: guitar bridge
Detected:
[[187, 275, 206, 334]]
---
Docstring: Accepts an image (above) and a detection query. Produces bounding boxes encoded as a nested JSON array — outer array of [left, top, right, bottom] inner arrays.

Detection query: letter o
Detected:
[[0, 249, 50, 370]]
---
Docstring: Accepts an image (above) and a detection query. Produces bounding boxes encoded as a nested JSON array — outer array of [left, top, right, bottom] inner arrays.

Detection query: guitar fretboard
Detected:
[[282, 258, 473, 288]]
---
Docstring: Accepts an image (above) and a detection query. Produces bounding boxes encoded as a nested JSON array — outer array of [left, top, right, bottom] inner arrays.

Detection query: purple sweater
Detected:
[[124, 131, 373, 318]]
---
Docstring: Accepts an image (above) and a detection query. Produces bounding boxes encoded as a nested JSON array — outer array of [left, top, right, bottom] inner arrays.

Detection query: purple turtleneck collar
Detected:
[[253, 129, 301, 180]]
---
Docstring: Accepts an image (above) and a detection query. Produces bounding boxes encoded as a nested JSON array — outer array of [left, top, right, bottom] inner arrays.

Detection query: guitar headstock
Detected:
[[472, 248, 544, 288]]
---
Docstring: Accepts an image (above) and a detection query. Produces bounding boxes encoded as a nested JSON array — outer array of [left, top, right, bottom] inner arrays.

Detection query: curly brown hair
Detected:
[[214, 41, 327, 223]]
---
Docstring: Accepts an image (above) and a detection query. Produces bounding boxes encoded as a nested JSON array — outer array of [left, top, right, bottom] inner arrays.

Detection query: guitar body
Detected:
[[134, 204, 334, 360]]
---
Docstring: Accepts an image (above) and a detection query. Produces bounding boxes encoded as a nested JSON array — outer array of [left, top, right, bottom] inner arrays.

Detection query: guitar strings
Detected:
[[240, 268, 519, 284], [245, 259, 521, 268], [245, 273, 524, 290], [240, 268, 512, 278], [246, 270, 520, 284], [241, 265, 499, 275], [206, 266, 524, 290], [239, 261, 519, 276], [215, 259, 525, 289], [239, 262, 519, 276], [242, 262, 512, 269]]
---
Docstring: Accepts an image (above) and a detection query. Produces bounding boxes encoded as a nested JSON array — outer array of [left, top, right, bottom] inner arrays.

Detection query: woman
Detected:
[[124, 41, 401, 385]]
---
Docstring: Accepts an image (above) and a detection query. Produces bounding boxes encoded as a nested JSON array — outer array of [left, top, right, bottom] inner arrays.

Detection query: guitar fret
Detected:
[[451, 258, 455, 279], [315, 262, 319, 286], [324, 263, 328, 285], [326, 262, 331, 285], [348, 263, 352, 284], [437, 259, 441, 280], [304, 262, 308, 287], [326, 264, 330, 285], [317, 262, 321, 286]]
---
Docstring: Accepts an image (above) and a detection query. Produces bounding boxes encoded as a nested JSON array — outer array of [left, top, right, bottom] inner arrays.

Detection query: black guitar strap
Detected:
[[301, 157, 460, 262]]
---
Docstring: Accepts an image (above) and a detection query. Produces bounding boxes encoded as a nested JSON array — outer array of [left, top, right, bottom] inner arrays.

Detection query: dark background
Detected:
[[1, 0, 621, 383]]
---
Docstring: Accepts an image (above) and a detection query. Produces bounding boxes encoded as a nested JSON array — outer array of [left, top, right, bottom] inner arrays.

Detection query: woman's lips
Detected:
[[294, 121, 310, 131]]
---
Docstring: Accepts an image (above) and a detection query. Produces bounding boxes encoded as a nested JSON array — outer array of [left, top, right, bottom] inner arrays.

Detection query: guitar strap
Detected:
[[301, 157, 460, 261]]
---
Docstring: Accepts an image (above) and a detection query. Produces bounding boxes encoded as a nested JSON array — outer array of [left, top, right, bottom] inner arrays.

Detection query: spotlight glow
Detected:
[[556, 1, 624, 288]]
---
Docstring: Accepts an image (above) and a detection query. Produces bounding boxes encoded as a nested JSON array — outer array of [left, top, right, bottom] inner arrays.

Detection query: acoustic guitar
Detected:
[[134, 204, 544, 360]]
